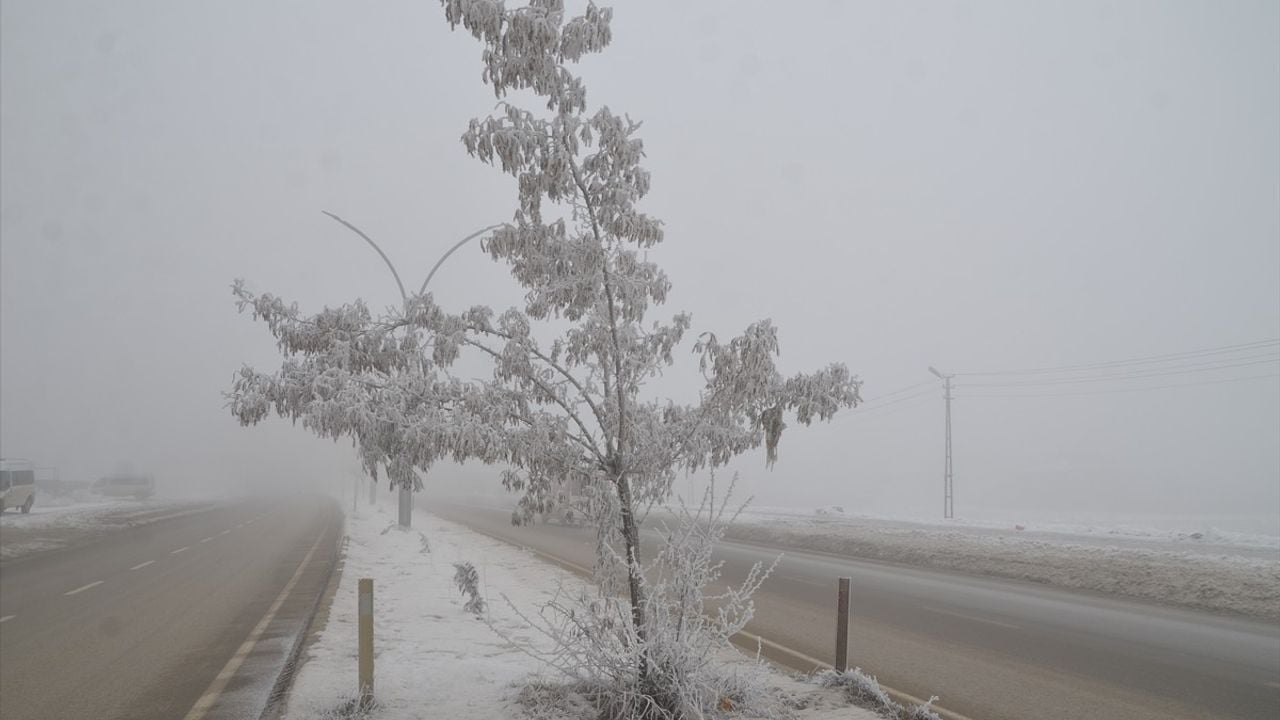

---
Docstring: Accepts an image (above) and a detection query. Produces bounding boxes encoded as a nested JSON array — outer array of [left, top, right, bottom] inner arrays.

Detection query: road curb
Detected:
[[258, 504, 347, 720]]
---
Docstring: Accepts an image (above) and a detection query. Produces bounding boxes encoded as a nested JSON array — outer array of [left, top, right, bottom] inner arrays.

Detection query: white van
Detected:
[[92, 474, 156, 499], [0, 458, 37, 514]]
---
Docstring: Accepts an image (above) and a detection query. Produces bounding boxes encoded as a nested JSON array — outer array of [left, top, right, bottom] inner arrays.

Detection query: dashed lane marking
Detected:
[[64, 581, 104, 596], [130, 561, 156, 571], [200, 537, 214, 543], [0, 615, 15, 623], [171, 546, 190, 555]]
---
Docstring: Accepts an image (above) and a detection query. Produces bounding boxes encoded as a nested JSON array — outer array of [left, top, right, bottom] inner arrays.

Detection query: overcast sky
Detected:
[[2, 1, 1277, 532]]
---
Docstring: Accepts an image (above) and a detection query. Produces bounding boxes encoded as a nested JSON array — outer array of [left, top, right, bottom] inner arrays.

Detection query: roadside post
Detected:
[[359, 578, 374, 704], [835, 576, 851, 672]]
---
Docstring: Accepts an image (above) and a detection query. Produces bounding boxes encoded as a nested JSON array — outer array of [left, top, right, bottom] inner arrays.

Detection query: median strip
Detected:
[[64, 580, 104, 596]]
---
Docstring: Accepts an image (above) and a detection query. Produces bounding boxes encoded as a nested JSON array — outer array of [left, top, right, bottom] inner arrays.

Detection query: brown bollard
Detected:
[[358, 578, 374, 705], [835, 576, 850, 672]]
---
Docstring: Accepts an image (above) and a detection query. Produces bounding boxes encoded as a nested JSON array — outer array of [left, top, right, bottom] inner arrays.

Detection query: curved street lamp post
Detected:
[[324, 211, 501, 528]]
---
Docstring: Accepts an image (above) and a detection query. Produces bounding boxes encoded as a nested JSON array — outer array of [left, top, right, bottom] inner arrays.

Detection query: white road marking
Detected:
[[922, 605, 1021, 630], [245, 519, 255, 525], [236, 523, 245, 529], [130, 560, 156, 571], [182, 528, 328, 720], [219, 529, 231, 535], [1265, 680, 1280, 690], [64, 580, 104, 596], [171, 546, 190, 555], [200, 537, 214, 543], [0, 615, 15, 623]]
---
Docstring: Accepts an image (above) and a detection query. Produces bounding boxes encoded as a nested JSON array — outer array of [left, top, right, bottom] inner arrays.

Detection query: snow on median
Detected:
[[282, 502, 891, 720]]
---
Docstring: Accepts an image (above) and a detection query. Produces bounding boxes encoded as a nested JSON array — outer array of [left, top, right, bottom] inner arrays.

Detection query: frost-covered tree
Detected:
[[229, 0, 861, 705], [432, 0, 861, 694]]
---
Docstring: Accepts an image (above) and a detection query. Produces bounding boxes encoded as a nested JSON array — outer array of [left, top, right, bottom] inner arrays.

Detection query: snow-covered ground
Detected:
[[282, 501, 893, 720], [740, 505, 1280, 552], [0, 496, 214, 559], [724, 506, 1280, 620]]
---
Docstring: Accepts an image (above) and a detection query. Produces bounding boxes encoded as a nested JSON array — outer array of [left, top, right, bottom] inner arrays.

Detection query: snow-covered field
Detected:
[[740, 505, 1280, 552], [282, 501, 892, 720], [724, 506, 1280, 620], [434, 493, 1280, 620], [0, 497, 213, 559]]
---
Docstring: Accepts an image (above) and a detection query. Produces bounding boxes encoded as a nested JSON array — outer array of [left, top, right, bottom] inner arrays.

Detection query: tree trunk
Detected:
[[615, 472, 654, 690]]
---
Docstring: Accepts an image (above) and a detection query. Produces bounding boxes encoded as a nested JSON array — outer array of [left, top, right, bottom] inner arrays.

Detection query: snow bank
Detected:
[[283, 501, 882, 720], [0, 499, 213, 559]]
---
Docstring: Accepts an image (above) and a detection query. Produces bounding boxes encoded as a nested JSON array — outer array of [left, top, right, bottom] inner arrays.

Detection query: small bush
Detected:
[[314, 693, 377, 719], [498, 476, 787, 719], [815, 668, 941, 720], [452, 561, 486, 616]]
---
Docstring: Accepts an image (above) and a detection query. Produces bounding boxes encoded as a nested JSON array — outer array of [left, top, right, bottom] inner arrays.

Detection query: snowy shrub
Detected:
[[452, 561, 486, 615], [418, 531, 432, 554], [499, 478, 789, 719], [314, 692, 377, 719], [816, 668, 941, 720], [514, 682, 598, 720]]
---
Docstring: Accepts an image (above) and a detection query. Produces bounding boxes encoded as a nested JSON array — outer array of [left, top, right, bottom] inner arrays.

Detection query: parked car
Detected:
[[0, 458, 37, 514], [92, 474, 156, 499]]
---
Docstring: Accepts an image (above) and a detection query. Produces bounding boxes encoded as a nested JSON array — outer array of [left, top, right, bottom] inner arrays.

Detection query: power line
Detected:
[[859, 379, 934, 403], [954, 338, 1279, 377], [958, 355, 1280, 388], [955, 372, 1280, 399], [836, 389, 936, 422], [836, 395, 936, 424], [857, 389, 937, 411]]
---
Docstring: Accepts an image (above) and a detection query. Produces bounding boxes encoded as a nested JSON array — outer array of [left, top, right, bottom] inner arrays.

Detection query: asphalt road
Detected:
[[431, 499, 1280, 720], [0, 493, 340, 720]]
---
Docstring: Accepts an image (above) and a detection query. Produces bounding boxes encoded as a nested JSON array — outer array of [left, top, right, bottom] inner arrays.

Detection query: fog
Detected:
[[2, 1, 1277, 533]]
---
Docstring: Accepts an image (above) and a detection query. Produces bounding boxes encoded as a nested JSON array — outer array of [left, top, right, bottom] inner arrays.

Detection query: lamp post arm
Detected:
[[419, 224, 504, 296], [322, 210, 409, 304]]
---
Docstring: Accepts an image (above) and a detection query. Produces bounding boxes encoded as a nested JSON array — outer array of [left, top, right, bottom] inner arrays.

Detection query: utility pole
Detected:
[[929, 366, 955, 519]]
